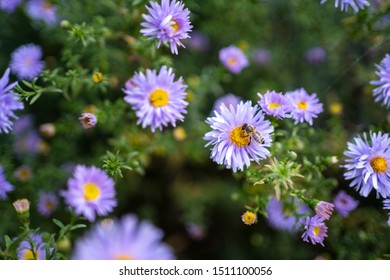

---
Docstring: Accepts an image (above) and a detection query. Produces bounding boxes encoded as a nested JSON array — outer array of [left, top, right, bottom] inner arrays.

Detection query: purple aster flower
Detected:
[[37, 191, 58, 217], [285, 88, 323, 126], [10, 44, 45, 81], [14, 165, 33, 182], [0, 0, 22, 13], [61, 165, 117, 222], [79, 112, 97, 129], [252, 48, 271, 66], [72, 214, 175, 260], [211, 93, 242, 116], [204, 101, 274, 172], [314, 201, 334, 221], [185, 222, 206, 240], [123, 66, 188, 132], [300, 215, 328, 247], [258, 90, 291, 119], [333, 190, 359, 217], [0, 68, 24, 134], [141, 0, 192, 55], [266, 196, 311, 232], [26, 0, 58, 26], [0, 165, 14, 200], [305, 47, 326, 64], [342, 131, 390, 198], [17, 233, 52, 260], [371, 54, 390, 108], [383, 199, 390, 225], [186, 31, 209, 52], [219, 45, 249, 74], [320, 0, 370, 12]]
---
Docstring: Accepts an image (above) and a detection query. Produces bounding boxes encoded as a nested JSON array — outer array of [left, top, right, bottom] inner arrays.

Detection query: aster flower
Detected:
[[342, 131, 390, 198], [371, 54, 390, 108], [61, 165, 117, 222], [79, 113, 97, 129], [0, 0, 22, 13], [14, 165, 33, 182], [72, 214, 175, 260], [314, 201, 334, 221], [185, 222, 206, 240], [204, 101, 273, 172], [17, 233, 52, 260], [285, 88, 323, 126], [0, 165, 14, 200], [26, 0, 58, 26], [300, 215, 328, 246], [258, 90, 291, 119], [266, 196, 311, 232], [305, 47, 326, 64], [241, 211, 257, 225], [333, 190, 359, 217], [211, 93, 242, 115], [123, 66, 188, 132], [383, 199, 390, 225], [10, 44, 45, 81], [320, 0, 370, 12], [141, 0, 192, 55], [37, 192, 58, 217], [219, 46, 249, 74], [186, 31, 209, 52], [0, 68, 24, 134]]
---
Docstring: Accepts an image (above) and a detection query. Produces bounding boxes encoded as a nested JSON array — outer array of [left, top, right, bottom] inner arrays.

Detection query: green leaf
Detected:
[[52, 219, 65, 229]]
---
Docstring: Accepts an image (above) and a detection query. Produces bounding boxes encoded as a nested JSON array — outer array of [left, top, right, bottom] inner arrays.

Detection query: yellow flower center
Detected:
[[23, 250, 38, 260], [313, 226, 321, 236], [268, 102, 280, 109], [297, 101, 308, 110], [83, 183, 100, 201], [228, 58, 237, 66], [230, 126, 250, 147], [150, 88, 169, 107], [92, 72, 103, 84], [45, 200, 54, 210], [370, 156, 388, 173], [242, 211, 257, 225], [170, 19, 179, 34], [115, 255, 135, 260]]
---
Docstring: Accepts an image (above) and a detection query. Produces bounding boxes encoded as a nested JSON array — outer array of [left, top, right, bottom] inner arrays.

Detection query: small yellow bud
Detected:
[[173, 127, 187, 141], [92, 72, 103, 84]]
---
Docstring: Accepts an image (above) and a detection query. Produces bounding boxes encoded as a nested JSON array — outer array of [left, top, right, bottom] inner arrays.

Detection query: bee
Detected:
[[241, 123, 265, 145]]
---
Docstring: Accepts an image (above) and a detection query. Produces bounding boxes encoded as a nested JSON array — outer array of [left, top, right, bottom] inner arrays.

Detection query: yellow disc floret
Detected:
[[230, 126, 250, 147], [83, 182, 100, 201], [268, 102, 280, 109], [297, 101, 308, 110], [241, 211, 257, 225], [370, 156, 388, 173], [150, 88, 169, 107], [313, 226, 321, 236]]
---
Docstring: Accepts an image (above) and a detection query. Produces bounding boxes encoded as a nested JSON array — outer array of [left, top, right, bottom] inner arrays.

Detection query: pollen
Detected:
[[313, 226, 321, 236], [268, 102, 280, 109], [241, 211, 257, 225], [370, 156, 388, 173], [83, 182, 100, 201], [230, 126, 250, 147], [297, 101, 308, 110], [150, 88, 169, 107]]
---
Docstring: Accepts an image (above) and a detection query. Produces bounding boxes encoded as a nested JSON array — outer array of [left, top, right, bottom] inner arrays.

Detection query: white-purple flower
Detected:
[[72, 214, 175, 259], [123, 66, 188, 132], [211, 93, 242, 116], [258, 90, 291, 119], [342, 131, 390, 198], [0, 0, 22, 13], [314, 201, 334, 221], [252, 48, 271, 66], [61, 165, 117, 222], [371, 54, 390, 108], [219, 46, 249, 74], [186, 31, 209, 52], [333, 190, 359, 217], [285, 88, 323, 126], [26, 0, 58, 26], [17, 233, 53, 260], [266, 196, 311, 232], [37, 191, 59, 217], [79, 113, 97, 129], [204, 101, 273, 172], [0, 68, 24, 134], [320, 0, 370, 12], [300, 215, 328, 246], [0, 165, 14, 200], [141, 0, 192, 55], [383, 199, 390, 226], [10, 44, 45, 81]]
